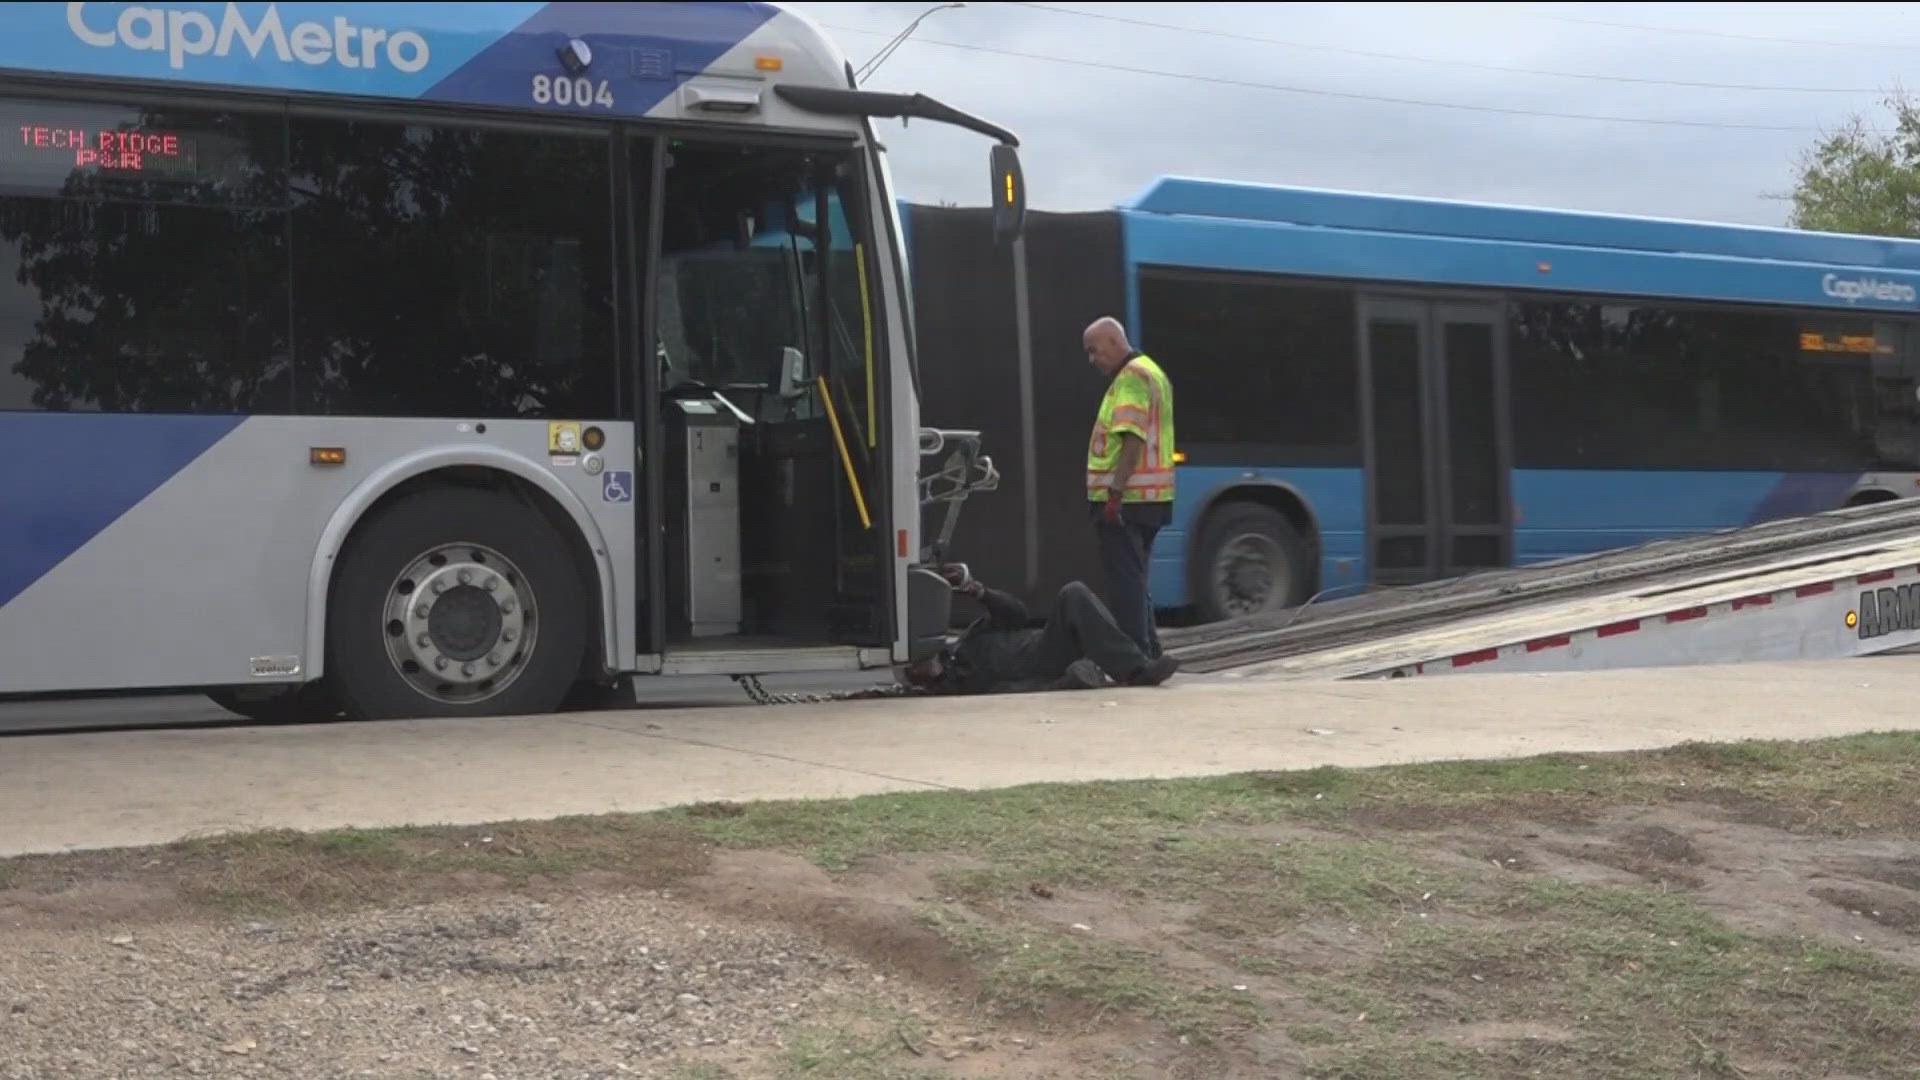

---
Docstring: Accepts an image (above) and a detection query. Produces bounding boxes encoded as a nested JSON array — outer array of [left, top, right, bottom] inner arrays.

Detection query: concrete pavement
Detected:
[[4, 656, 1920, 857]]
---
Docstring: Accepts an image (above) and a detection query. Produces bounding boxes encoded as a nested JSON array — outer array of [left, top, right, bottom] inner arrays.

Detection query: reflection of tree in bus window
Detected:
[[656, 143, 865, 431], [0, 97, 289, 415]]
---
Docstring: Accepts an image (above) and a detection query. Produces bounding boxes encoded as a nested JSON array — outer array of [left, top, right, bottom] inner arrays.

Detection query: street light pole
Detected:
[[855, 2, 965, 85]]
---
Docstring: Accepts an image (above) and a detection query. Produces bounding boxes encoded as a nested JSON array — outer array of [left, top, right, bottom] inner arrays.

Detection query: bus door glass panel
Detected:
[[1437, 306, 1506, 574], [654, 143, 883, 644], [1361, 298, 1509, 585], [1362, 302, 1431, 585]]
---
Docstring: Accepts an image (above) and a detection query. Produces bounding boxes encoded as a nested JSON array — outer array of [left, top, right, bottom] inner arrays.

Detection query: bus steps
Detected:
[[1162, 499, 1920, 678]]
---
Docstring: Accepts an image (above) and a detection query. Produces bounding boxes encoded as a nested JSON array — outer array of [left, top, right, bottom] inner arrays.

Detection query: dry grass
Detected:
[[5, 731, 1920, 1077]]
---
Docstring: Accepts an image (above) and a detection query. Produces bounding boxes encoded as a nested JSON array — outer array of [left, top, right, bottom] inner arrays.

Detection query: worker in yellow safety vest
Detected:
[[1082, 315, 1177, 663]]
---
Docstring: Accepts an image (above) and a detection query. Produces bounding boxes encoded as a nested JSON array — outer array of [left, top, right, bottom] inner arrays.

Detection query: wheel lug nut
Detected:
[[502, 629, 517, 643], [416, 634, 431, 649], [501, 599, 516, 614], [434, 657, 447, 671], [432, 581, 447, 595], [487, 653, 501, 666], [414, 605, 430, 619], [461, 663, 475, 677], [457, 569, 472, 585], [484, 579, 499, 592]]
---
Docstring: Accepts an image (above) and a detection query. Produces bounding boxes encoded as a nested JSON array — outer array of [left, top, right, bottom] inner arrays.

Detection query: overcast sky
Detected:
[[785, 1, 1920, 227]]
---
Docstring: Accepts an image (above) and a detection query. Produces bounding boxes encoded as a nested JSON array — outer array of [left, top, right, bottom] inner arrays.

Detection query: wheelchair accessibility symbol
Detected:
[[602, 471, 633, 504]]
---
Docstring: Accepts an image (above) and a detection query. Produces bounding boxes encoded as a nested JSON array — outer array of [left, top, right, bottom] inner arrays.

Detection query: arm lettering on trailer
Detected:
[[532, 76, 614, 109]]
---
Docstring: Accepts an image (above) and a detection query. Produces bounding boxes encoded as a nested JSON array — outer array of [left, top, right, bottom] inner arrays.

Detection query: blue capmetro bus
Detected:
[[906, 177, 1920, 623]]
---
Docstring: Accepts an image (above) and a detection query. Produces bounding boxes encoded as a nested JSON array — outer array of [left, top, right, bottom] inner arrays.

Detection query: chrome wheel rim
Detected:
[[381, 542, 536, 705]]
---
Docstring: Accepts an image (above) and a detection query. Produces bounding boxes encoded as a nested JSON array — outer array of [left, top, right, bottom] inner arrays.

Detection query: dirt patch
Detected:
[[7, 733, 1920, 1077], [1855, 856, 1920, 893], [1346, 793, 1604, 833], [1012, 886, 1204, 947], [0, 821, 711, 931], [1543, 818, 1712, 887], [1460, 842, 1540, 873], [1544, 839, 1707, 889], [0, 877, 1187, 1080], [0, 893, 938, 1079], [0, 878, 191, 931], [1673, 787, 1819, 832], [1617, 824, 1704, 865], [1385, 808, 1920, 969], [682, 850, 983, 991], [1434, 1020, 1578, 1049], [1811, 885, 1920, 933]]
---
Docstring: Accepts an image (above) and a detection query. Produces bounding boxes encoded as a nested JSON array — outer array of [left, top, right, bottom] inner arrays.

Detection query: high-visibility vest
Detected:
[[1086, 353, 1176, 503]]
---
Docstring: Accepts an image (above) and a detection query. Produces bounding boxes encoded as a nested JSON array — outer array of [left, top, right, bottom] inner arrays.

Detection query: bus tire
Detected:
[[1191, 501, 1308, 624], [326, 487, 590, 721]]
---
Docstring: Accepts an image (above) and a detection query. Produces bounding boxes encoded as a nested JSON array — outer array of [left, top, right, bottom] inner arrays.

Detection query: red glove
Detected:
[[1102, 490, 1123, 525]]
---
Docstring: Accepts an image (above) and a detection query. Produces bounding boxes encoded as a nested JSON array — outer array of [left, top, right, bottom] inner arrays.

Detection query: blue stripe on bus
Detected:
[[1511, 469, 1862, 564], [1152, 466, 1864, 605], [1748, 471, 1869, 523], [1123, 212, 1920, 314], [425, 2, 777, 113], [1, 3, 778, 116], [1124, 177, 1920, 277], [6, 3, 544, 100], [0, 413, 242, 609]]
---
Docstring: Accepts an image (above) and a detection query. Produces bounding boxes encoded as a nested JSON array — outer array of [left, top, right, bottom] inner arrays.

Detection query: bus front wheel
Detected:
[[326, 488, 590, 721], [1192, 502, 1308, 624]]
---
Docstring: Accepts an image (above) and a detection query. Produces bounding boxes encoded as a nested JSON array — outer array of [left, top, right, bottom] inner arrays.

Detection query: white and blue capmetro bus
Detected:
[[0, 2, 1026, 720]]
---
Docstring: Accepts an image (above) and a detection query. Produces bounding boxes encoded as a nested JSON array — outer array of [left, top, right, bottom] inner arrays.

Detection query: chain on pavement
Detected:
[[730, 673, 923, 706]]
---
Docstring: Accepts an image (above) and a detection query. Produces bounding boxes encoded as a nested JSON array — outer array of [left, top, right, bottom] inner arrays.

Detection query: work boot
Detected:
[[1127, 654, 1180, 687], [1052, 658, 1107, 691]]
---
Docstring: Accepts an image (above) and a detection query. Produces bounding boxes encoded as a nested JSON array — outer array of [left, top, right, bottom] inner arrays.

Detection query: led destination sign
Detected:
[[14, 122, 193, 174]]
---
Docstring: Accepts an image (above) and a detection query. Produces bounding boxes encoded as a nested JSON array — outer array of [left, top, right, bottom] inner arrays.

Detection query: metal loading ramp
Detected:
[[1160, 500, 1920, 680]]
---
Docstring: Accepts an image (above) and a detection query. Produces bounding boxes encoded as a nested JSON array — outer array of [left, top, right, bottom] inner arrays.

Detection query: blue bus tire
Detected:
[[1191, 501, 1309, 624]]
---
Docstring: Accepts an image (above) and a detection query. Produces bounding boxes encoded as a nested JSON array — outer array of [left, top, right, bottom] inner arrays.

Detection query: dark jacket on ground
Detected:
[[938, 587, 1051, 695]]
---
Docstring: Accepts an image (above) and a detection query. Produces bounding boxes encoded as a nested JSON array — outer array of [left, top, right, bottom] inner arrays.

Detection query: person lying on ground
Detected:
[[901, 571, 1180, 695]]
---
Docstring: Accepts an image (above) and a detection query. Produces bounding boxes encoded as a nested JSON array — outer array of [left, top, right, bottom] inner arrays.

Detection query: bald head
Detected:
[[1082, 316, 1132, 376]]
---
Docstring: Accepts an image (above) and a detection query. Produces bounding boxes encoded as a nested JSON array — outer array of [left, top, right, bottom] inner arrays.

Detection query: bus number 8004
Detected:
[[532, 75, 614, 109]]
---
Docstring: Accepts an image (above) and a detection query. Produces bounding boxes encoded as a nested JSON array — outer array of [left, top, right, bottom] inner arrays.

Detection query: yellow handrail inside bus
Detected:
[[818, 375, 873, 529], [857, 242, 875, 447]]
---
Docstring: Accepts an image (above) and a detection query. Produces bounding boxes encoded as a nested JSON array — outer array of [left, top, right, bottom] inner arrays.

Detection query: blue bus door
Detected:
[[1359, 296, 1512, 586]]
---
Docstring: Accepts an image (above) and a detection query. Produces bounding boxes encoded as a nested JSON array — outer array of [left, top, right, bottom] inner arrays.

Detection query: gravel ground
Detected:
[[0, 892, 924, 1079]]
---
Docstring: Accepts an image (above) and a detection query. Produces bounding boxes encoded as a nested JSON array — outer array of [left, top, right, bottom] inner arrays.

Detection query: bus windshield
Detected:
[[656, 144, 867, 423]]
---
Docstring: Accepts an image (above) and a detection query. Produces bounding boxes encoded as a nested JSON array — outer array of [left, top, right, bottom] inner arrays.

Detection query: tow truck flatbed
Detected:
[[1163, 500, 1920, 679]]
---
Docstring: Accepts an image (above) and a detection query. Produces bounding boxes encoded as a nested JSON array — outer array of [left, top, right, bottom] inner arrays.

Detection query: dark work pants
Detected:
[[1093, 501, 1170, 659], [1031, 582, 1149, 682]]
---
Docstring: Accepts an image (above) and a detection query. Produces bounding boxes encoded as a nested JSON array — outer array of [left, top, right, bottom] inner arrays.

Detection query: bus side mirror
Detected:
[[990, 143, 1025, 245]]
